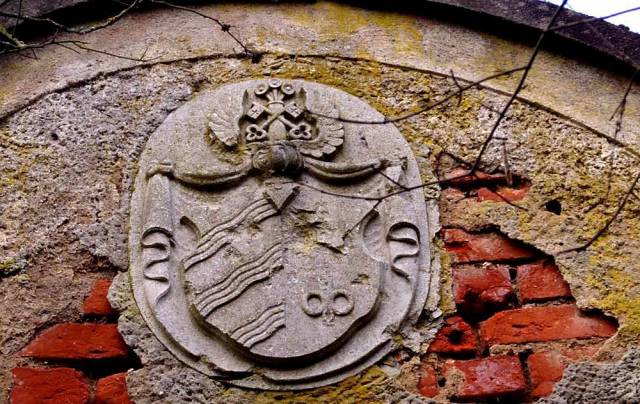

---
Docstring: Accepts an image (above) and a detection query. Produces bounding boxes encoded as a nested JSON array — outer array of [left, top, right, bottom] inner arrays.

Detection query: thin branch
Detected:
[[309, 66, 527, 124], [499, 137, 513, 186], [449, 69, 464, 106], [550, 6, 640, 33], [284, 172, 470, 203], [560, 169, 640, 253], [0, 0, 140, 35], [610, 69, 638, 121], [72, 42, 156, 62], [0, 35, 155, 62], [373, 166, 408, 190], [471, 0, 569, 172], [0, 23, 23, 47], [343, 200, 382, 238], [149, 0, 257, 60], [603, 69, 637, 200], [10, 0, 21, 37]]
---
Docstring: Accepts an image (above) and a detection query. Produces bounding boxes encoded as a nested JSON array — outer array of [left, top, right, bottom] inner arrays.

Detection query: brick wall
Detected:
[[417, 168, 618, 402], [7, 167, 619, 403], [10, 280, 136, 404]]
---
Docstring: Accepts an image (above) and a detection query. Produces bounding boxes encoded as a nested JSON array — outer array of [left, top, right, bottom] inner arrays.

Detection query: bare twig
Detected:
[[0, 0, 140, 35], [471, 0, 569, 172], [10, 0, 21, 36], [449, 69, 464, 106], [343, 200, 382, 237], [309, 66, 527, 124], [550, 6, 640, 33], [0, 35, 155, 62], [372, 166, 408, 190], [561, 169, 640, 253], [149, 0, 257, 60]]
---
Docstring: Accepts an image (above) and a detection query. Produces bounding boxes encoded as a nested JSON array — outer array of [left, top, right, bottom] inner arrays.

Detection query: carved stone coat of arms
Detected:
[[129, 79, 433, 389]]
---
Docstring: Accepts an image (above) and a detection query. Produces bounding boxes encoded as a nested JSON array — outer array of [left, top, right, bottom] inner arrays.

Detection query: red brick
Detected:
[[21, 323, 129, 360], [83, 279, 117, 316], [479, 304, 617, 346], [11, 367, 90, 404], [442, 229, 536, 263], [452, 264, 513, 316], [429, 316, 479, 356], [442, 167, 506, 188], [417, 364, 439, 398], [477, 185, 529, 202], [444, 355, 526, 401], [527, 351, 565, 398], [516, 261, 571, 303], [95, 372, 132, 404]]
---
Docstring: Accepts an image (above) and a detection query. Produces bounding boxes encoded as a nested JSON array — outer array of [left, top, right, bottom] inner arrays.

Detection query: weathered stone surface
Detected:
[[129, 78, 434, 389], [1, 2, 639, 395], [538, 348, 640, 403]]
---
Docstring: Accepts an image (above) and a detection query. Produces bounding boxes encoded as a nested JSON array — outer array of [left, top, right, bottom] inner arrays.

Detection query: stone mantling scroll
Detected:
[[129, 79, 433, 389]]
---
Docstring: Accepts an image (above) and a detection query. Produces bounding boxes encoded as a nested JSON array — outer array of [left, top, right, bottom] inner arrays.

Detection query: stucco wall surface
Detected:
[[1, 1, 639, 402]]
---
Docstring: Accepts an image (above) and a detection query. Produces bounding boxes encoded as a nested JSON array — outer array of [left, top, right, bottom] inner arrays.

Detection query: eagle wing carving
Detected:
[[208, 108, 239, 147]]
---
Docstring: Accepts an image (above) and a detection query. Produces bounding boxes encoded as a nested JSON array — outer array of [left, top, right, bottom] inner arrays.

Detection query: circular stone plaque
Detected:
[[129, 79, 432, 389]]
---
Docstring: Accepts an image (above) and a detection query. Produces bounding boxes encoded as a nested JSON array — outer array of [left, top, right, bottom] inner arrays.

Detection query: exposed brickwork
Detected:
[[417, 364, 439, 398], [441, 167, 530, 203], [428, 316, 478, 356], [95, 372, 133, 404], [83, 279, 117, 316], [479, 304, 618, 346], [444, 355, 526, 401], [442, 167, 506, 188], [516, 261, 572, 303], [527, 351, 565, 399], [6, 166, 622, 403], [443, 229, 536, 263], [11, 367, 90, 404], [452, 264, 513, 316], [476, 185, 529, 202], [21, 323, 129, 360], [9, 278, 136, 403], [414, 168, 620, 402]]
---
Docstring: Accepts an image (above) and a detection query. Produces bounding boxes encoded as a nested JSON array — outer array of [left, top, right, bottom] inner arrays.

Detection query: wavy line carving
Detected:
[[141, 231, 173, 304], [183, 198, 277, 270], [195, 243, 283, 315], [230, 304, 285, 348], [387, 222, 420, 279]]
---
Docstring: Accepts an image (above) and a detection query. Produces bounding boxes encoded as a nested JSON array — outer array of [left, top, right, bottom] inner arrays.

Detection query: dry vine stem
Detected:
[[1, 0, 639, 252]]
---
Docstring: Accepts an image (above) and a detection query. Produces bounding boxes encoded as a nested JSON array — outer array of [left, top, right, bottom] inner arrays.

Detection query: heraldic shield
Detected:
[[129, 79, 434, 389]]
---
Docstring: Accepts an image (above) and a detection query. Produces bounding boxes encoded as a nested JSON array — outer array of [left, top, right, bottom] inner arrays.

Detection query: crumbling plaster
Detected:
[[1, 1, 639, 401]]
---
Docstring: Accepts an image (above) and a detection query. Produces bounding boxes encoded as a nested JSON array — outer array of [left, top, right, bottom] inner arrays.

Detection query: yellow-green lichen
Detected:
[[586, 268, 640, 339], [224, 366, 391, 403], [284, 2, 424, 59]]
